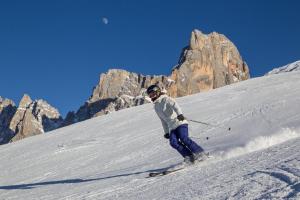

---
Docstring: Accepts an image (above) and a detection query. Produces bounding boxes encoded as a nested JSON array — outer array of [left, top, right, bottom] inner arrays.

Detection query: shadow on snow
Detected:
[[0, 165, 174, 190]]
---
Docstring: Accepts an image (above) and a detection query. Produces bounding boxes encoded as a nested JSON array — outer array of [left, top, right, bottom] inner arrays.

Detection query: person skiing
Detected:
[[146, 84, 207, 164]]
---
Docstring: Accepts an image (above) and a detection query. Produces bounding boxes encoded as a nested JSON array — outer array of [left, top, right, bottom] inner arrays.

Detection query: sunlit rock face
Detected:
[[168, 30, 249, 97], [9, 94, 63, 143]]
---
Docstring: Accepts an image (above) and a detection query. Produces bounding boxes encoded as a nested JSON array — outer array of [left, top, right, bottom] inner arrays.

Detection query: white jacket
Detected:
[[153, 94, 188, 134]]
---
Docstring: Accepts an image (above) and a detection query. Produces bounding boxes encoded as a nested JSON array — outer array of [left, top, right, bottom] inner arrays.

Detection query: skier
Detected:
[[146, 84, 207, 164]]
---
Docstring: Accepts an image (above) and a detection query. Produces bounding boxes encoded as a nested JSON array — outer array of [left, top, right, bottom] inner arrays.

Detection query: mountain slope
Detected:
[[0, 71, 300, 200]]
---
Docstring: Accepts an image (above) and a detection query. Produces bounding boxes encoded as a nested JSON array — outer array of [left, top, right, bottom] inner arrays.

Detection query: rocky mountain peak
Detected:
[[89, 69, 142, 103], [190, 29, 208, 50], [19, 94, 32, 109], [0, 97, 17, 144], [0, 94, 64, 144], [0, 96, 15, 108], [169, 29, 249, 97], [65, 69, 170, 123]]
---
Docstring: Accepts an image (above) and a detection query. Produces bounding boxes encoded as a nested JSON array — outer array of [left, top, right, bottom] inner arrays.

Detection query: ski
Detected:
[[148, 167, 185, 177], [147, 153, 212, 178]]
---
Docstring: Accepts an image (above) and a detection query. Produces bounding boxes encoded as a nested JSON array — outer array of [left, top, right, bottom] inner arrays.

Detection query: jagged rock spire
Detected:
[[4, 94, 63, 143]]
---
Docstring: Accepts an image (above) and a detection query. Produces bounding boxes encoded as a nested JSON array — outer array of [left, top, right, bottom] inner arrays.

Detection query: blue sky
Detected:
[[0, 0, 299, 116]]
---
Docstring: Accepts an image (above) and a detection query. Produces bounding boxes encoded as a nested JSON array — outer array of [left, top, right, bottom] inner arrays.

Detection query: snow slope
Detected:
[[1, 71, 300, 200]]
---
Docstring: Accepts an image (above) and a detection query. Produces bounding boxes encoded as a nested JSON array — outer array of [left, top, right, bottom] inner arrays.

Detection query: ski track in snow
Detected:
[[0, 72, 300, 199]]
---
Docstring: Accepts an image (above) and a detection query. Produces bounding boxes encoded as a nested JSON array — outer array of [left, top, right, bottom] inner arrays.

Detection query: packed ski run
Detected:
[[0, 71, 300, 199]]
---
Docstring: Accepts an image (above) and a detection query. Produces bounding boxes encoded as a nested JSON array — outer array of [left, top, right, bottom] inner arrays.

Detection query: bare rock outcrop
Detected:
[[0, 97, 17, 144], [168, 30, 249, 97], [64, 69, 173, 123], [8, 94, 63, 143]]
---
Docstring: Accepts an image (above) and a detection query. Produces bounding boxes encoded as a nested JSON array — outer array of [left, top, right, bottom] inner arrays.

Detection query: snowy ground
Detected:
[[1, 72, 300, 200]]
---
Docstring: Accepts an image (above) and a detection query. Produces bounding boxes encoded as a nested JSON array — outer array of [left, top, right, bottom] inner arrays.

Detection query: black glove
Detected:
[[177, 114, 185, 121], [164, 133, 170, 139]]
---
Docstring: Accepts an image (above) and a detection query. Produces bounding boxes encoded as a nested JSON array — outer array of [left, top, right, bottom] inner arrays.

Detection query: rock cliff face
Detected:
[[64, 69, 173, 124], [9, 94, 64, 142], [168, 30, 249, 97], [66, 30, 250, 122], [0, 97, 17, 144], [0, 94, 64, 144]]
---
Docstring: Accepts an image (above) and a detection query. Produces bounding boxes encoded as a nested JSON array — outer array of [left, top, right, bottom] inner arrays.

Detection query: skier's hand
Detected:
[[177, 114, 185, 121], [164, 133, 170, 139]]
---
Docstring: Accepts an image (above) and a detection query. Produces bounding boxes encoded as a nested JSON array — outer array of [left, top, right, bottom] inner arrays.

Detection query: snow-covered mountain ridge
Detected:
[[0, 71, 300, 199], [266, 60, 300, 75]]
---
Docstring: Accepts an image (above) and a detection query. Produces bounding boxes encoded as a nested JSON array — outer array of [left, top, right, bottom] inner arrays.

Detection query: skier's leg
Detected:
[[169, 130, 192, 158], [176, 124, 204, 154]]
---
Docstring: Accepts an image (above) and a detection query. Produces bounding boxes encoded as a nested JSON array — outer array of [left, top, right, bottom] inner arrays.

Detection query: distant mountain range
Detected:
[[1, 29, 254, 144]]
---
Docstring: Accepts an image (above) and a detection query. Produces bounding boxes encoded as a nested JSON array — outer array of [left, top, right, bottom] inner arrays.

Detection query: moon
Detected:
[[102, 17, 109, 25]]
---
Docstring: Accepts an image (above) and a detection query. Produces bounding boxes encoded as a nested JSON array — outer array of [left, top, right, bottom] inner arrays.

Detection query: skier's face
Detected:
[[148, 91, 156, 98], [148, 91, 159, 102]]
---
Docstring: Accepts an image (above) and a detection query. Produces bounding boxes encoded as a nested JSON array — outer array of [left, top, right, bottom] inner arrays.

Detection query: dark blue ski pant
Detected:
[[169, 124, 204, 158]]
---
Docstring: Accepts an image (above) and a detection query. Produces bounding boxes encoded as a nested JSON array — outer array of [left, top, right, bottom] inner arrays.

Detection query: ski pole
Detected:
[[187, 119, 214, 126], [187, 118, 231, 131]]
